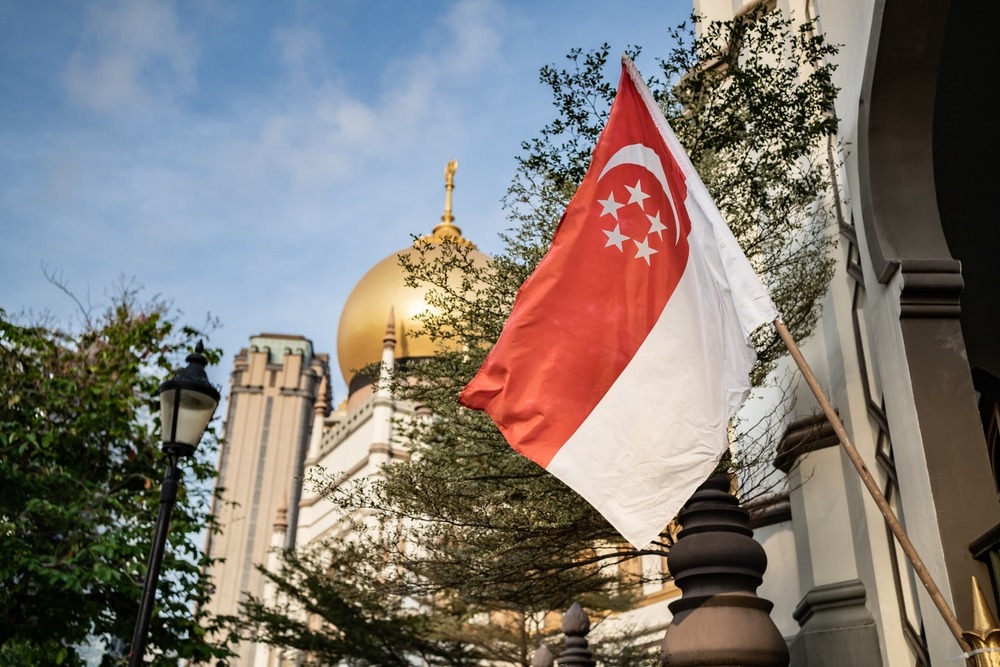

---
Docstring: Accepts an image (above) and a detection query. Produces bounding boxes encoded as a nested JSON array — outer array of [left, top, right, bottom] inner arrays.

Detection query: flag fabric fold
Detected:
[[459, 55, 778, 549]]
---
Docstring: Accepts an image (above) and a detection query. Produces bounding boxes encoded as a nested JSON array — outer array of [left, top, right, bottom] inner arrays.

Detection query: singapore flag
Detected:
[[460, 56, 778, 549]]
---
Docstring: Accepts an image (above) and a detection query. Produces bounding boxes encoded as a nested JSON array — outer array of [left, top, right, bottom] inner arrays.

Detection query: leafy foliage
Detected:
[[230, 542, 480, 666], [659, 11, 841, 385], [239, 7, 841, 665], [0, 285, 229, 666]]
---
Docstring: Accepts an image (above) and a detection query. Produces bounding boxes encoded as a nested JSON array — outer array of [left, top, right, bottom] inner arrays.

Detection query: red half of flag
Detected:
[[459, 56, 778, 549]]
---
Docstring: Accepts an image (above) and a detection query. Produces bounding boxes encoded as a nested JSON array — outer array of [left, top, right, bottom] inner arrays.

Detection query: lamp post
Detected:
[[127, 341, 220, 666]]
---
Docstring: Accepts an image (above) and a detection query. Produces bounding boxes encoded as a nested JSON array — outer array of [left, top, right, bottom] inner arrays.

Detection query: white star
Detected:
[[646, 210, 667, 239], [633, 236, 658, 265], [625, 180, 650, 210], [603, 224, 629, 251], [597, 191, 626, 220]]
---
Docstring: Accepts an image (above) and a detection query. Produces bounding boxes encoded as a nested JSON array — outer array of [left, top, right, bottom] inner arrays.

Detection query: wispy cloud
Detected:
[[63, 0, 197, 113], [274, 24, 330, 87], [234, 0, 508, 195], [443, 0, 505, 76]]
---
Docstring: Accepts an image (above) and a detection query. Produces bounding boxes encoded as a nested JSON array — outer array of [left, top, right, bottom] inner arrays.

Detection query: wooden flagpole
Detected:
[[773, 318, 973, 656]]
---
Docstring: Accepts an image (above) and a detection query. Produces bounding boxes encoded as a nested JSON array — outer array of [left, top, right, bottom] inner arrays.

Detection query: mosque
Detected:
[[202, 1, 1000, 665], [201, 161, 496, 665]]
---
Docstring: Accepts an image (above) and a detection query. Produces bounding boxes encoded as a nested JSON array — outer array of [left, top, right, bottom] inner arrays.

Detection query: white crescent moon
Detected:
[[599, 143, 681, 245]]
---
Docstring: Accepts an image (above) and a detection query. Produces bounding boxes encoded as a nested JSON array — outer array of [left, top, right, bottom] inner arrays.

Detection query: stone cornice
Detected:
[[898, 259, 963, 318], [774, 412, 840, 474]]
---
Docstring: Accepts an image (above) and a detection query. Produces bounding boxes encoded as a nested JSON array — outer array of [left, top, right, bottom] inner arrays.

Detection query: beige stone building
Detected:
[[202, 335, 329, 666]]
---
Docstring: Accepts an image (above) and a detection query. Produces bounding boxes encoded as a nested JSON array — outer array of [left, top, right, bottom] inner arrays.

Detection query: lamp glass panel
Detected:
[[160, 387, 216, 447]]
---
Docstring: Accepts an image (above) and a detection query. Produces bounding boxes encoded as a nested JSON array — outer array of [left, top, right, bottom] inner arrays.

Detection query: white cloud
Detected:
[[444, 0, 505, 76], [274, 24, 330, 87], [63, 0, 197, 112], [207, 0, 508, 198]]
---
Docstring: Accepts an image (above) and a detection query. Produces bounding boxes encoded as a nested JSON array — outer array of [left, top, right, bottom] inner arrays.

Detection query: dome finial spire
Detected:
[[429, 159, 471, 244], [442, 159, 457, 224]]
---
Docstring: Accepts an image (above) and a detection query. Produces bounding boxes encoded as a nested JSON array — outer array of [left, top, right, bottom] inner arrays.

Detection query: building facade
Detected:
[[688, 0, 999, 665], [202, 335, 329, 666]]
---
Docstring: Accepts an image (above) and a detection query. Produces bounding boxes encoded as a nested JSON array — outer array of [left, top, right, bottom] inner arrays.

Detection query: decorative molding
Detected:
[[774, 412, 840, 473], [970, 521, 1000, 562], [279, 387, 315, 398], [792, 579, 871, 628], [318, 396, 376, 457], [898, 259, 963, 318], [298, 457, 369, 509], [746, 492, 792, 529], [789, 580, 883, 666]]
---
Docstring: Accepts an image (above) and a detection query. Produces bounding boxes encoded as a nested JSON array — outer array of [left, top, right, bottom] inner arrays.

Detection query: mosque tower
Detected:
[[201, 335, 330, 666]]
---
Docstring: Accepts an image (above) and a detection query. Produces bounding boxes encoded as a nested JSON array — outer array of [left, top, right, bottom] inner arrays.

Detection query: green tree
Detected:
[[240, 7, 841, 665], [0, 284, 230, 666], [230, 541, 481, 666]]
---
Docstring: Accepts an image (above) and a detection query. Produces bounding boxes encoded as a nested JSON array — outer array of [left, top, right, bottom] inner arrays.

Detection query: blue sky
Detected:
[[0, 0, 692, 402]]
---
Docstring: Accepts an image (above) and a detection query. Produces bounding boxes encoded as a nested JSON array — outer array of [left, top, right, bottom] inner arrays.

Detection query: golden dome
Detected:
[[336, 160, 490, 389]]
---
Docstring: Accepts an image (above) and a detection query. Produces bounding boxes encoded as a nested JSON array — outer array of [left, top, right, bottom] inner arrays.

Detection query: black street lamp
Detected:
[[128, 341, 220, 666]]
